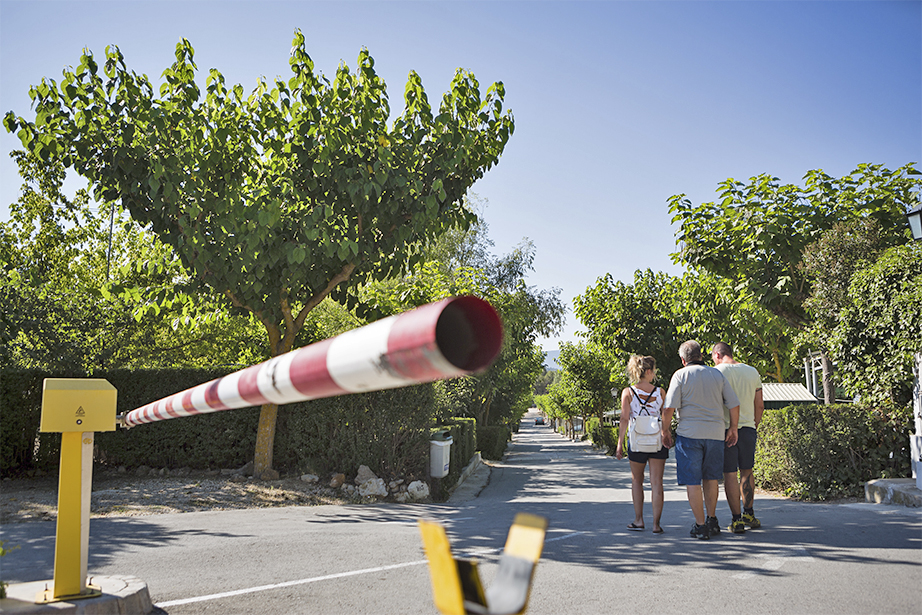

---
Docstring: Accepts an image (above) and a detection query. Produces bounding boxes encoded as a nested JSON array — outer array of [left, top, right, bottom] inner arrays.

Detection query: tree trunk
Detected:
[[821, 352, 836, 405], [254, 403, 280, 480], [251, 321, 293, 481]]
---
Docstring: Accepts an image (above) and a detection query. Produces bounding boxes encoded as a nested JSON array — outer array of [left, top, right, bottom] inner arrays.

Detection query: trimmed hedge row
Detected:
[[477, 425, 511, 461], [755, 403, 913, 500], [427, 418, 477, 500], [1, 368, 238, 474], [1, 368, 437, 481], [586, 417, 620, 455]]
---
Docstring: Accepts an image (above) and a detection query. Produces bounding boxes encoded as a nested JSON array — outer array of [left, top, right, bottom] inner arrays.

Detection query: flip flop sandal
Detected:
[[627, 523, 644, 531]]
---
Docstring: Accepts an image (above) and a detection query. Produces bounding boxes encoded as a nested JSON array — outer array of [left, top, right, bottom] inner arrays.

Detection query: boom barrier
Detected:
[[121, 296, 503, 428]]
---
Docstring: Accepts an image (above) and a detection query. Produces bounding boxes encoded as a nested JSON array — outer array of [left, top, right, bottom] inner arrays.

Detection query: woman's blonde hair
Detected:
[[626, 355, 656, 384]]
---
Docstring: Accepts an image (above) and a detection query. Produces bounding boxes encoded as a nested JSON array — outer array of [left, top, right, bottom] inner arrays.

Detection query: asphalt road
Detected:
[[3, 411, 920, 614]]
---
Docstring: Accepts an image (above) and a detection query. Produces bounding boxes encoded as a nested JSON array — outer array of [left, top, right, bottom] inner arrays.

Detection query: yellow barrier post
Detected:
[[36, 378, 116, 604], [419, 513, 548, 615]]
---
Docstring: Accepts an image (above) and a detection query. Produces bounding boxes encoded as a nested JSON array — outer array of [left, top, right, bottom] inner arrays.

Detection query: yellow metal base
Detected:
[[35, 582, 102, 604], [419, 513, 548, 615]]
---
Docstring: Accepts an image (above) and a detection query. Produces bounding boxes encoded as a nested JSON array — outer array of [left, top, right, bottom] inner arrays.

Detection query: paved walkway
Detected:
[[2, 413, 920, 614]]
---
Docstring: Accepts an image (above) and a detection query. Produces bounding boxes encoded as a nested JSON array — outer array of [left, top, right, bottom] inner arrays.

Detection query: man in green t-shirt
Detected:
[[712, 341, 764, 533]]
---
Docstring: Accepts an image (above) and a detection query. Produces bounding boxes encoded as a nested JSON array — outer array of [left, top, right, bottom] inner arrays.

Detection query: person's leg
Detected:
[[740, 468, 755, 509], [650, 458, 666, 532], [686, 484, 705, 525], [724, 473, 741, 515], [676, 436, 707, 532], [723, 434, 742, 517], [629, 460, 647, 527], [735, 426, 761, 527], [701, 439, 724, 537], [703, 479, 719, 517]]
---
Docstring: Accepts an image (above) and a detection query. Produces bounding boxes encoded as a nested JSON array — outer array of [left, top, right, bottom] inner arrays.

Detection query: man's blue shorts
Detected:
[[675, 435, 724, 485], [724, 426, 757, 473]]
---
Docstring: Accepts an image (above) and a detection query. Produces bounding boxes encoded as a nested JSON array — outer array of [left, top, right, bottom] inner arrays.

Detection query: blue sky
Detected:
[[2, 1, 920, 350]]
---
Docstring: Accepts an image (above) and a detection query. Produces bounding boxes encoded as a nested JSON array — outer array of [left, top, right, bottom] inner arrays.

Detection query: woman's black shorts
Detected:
[[628, 445, 670, 463]]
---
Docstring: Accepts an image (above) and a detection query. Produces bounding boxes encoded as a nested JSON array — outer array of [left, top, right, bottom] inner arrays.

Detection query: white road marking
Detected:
[[156, 530, 586, 607], [156, 560, 429, 607], [732, 546, 814, 579]]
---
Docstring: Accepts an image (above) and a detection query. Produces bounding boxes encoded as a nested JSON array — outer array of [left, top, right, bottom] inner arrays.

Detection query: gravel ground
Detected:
[[0, 471, 361, 525]]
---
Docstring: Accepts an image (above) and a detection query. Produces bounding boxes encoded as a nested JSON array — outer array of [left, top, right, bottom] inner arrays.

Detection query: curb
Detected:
[[865, 478, 922, 507], [0, 576, 153, 614], [452, 452, 483, 490]]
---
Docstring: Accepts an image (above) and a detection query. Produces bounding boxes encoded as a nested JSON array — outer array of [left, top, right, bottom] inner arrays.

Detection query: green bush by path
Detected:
[[755, 403, 913, 500], [477, 425, 511, 461], [1, 368, 438, 481]]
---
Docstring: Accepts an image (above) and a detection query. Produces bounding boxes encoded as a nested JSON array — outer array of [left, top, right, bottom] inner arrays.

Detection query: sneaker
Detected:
[[706, 516, 721, 537], [690, 523, 710, 540], [728, 518, 746, 534], [741, 512, 761, 529]]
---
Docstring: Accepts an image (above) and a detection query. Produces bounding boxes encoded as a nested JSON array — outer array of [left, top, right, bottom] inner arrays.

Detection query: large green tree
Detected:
[[574, 269, 796, 385], [670, 272, 795, 382], [1, 151, 266, 371], [668, 163, 920, 401], [829, 242, 922, 405], [552, 341, 614, 423], [5, 32, 515, 478], [574, 269, 683, 384]]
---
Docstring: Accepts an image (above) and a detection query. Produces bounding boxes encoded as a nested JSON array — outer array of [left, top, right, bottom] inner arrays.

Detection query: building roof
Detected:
[[762, 382, 817, 403]]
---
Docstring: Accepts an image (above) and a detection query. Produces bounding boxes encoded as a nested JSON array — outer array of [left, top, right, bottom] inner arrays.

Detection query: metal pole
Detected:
[[122, 296, 502, 428]]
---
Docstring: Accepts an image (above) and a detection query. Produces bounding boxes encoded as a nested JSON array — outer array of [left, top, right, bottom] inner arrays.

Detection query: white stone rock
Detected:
[[358, 477, 388, 498], [300, 474, 319, 483], [407, 480, 430, 501], [394, 492, 410, 503], [354, 465, 378, 485]]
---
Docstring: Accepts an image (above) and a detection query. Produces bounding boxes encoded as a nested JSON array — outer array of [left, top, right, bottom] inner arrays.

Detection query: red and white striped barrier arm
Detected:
[[121, 296, 503, 428]]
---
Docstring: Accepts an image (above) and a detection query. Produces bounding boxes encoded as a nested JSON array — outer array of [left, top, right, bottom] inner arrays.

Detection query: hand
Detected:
[[662, 429, 673, 449], [615, 444, 624, 460], [725, 427, 738, 447]]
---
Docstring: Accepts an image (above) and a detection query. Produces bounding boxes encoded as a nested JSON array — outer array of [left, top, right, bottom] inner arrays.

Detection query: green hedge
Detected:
[[426, 417, 477, 500], [477, 425, 511, 461], [586, 418, 620, 455], [1, 368, 437, 481], [276, 384, 436, 479], [755, 403, 913, 500], [2, 368, 244, 475]]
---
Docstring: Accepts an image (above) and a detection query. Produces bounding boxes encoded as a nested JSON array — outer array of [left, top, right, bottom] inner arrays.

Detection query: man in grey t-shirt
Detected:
[[662, 340, 740, 540]]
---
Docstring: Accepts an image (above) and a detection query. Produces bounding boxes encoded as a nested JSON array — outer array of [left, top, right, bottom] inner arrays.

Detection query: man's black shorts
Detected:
[[724, 426, 757, 473]]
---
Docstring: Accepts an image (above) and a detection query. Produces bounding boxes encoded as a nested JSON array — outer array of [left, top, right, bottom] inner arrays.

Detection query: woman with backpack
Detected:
[[615, 354, 669, 533]]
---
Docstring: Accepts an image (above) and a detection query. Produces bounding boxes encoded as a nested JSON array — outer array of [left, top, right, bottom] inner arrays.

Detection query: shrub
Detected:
[[586, 418, 618, 454], [440, 417, 477, 478], [276, 384, 436, 479], [425, 417, 477, 501], [755, 403, 913, 500], [477, 425, 511, 461], [586, 417, 601, 443], [1, 368, 438, 480]]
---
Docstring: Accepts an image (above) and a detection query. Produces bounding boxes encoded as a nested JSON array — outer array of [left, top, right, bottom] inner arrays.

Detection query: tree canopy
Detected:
[[828, 242, 922, 406], [1, 151, 267, 372], [573, 268, 795, 386], [363, 212, 564, 427], [668, 163, 919, 329], [4, 31, 515, 477]]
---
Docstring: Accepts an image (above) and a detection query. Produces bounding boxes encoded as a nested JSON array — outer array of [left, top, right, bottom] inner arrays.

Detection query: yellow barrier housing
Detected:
[[37, 378, 117, 604], [40, 379, 117, 433], [419, 513, 548, 615]]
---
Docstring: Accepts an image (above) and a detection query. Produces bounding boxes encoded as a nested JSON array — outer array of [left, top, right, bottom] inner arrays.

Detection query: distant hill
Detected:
[[543, 349, 560, 370]]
